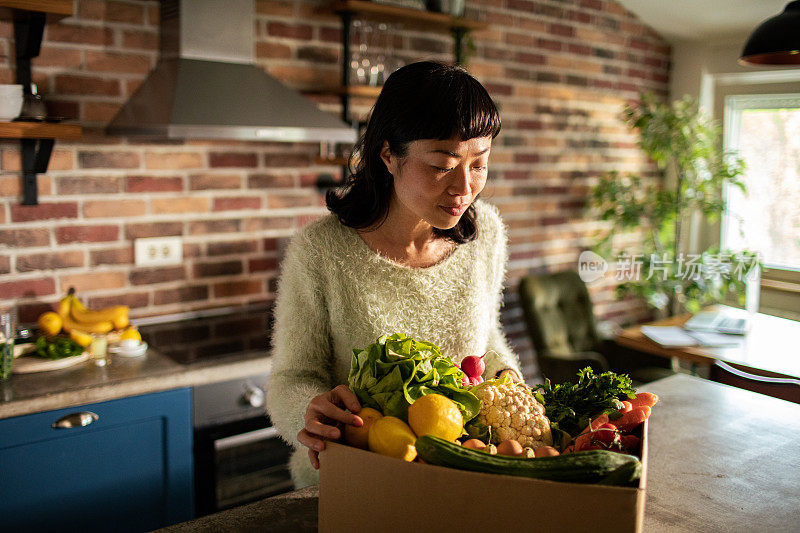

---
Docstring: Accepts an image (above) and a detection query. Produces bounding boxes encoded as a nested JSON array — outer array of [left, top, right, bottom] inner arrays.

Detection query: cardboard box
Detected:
[[319, 419, 648, 533]]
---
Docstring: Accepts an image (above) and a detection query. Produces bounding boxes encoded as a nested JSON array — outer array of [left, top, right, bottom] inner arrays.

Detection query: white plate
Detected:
[[13, 352, 90, 373], [109, 341, 148, 358]]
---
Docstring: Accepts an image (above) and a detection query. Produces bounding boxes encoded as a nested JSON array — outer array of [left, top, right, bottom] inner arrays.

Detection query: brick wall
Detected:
[[0, 0, 670, 380]]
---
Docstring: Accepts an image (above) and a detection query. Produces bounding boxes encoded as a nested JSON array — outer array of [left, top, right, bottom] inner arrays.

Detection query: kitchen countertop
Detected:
[[0, 345, 271, 419], [157, 374, 800, 532]]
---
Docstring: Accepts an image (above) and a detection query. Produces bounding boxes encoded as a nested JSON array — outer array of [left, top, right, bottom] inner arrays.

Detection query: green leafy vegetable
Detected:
[[348, 333, 480, 423], [35, 335, 83, 360], [533, 367, 636, 437]]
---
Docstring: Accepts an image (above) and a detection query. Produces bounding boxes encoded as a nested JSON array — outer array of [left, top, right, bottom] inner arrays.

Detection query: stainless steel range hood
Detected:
[[107, 0, 355, 143]]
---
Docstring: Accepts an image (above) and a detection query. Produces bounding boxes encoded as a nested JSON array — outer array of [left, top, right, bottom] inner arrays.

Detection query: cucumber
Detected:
[[415, 435, 641, 485]]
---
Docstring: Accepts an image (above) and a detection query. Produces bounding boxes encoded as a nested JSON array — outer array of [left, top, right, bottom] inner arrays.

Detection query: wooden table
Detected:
[[615, 310, 800, 379], [159, 374, 800, 532]]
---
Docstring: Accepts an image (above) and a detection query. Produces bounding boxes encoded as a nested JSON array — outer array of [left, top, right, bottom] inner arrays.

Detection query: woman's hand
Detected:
[[298, 384, 363, 470], [498, 368, 522, 383]]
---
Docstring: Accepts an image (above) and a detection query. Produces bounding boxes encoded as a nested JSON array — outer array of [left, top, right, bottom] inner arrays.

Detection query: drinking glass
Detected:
[[1, 312, 14, 380]]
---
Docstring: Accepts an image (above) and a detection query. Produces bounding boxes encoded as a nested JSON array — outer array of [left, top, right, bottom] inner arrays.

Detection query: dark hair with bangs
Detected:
[[326, 61, 501, 244]]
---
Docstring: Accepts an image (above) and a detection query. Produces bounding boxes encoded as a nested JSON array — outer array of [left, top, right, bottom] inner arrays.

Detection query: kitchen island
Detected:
[[157, 373, 800, 532]]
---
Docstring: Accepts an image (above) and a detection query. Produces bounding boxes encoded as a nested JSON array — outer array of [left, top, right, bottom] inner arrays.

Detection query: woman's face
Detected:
[[381, 136, 492, 230]]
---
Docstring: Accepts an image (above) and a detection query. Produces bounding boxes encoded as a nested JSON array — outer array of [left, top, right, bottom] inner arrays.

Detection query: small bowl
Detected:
[[0, 94, 23, 121], [109, 340, 148, 358]]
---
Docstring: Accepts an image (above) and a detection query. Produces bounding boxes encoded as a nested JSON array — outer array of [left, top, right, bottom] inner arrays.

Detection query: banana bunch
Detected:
[[49, 288, 129, 344]]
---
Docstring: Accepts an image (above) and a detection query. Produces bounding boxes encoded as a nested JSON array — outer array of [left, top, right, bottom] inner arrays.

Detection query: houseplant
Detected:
[[589, 93, 760, 316]]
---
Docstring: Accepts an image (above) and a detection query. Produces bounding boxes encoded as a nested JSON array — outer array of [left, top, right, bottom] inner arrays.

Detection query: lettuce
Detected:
[[348, 333, 480, 423]]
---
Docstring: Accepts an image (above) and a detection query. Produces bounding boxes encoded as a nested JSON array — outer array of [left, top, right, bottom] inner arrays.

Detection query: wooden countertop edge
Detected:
[[0, 357, 272, 419]]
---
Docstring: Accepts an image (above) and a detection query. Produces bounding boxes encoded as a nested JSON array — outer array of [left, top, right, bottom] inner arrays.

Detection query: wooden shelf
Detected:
[[0, 121, 81, 140], [0, 0, 74, 18], [333, 1, 488, 31], [305, 85, 383, 98]]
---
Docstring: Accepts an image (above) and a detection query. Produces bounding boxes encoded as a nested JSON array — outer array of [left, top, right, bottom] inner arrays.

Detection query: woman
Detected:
[[266, 61, 522, 488]]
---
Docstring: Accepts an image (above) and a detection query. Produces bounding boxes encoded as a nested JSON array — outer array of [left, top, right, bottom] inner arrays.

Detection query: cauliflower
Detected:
[[472, 376, 553, 448]]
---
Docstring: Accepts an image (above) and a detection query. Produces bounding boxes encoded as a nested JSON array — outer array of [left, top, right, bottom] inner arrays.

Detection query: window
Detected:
[[722, 94, 800, 271]]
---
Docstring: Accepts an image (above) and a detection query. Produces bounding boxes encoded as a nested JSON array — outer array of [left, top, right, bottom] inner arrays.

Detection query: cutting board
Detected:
[[12, 351, 90, 374]]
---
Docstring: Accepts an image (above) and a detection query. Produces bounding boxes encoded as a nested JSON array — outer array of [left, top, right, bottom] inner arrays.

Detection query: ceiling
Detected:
[[615, 0, 789, 44]]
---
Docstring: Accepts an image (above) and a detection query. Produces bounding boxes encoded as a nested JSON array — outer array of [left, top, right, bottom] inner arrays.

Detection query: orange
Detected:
[[343, 407, 383, 449]]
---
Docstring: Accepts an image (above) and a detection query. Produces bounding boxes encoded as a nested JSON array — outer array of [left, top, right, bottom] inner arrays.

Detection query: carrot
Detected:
[[629, 392, 659, 408], [614, 406, 651, 432], [619, 401, 633, 413], [573, 414, 610, 451]]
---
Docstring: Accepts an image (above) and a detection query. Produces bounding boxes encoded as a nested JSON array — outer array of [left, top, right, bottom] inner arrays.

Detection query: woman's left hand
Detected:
[[498, 369, 522, 383]]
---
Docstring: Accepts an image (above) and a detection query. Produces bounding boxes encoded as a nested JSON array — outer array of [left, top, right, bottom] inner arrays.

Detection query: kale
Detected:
[[533, 367, 636, 437]]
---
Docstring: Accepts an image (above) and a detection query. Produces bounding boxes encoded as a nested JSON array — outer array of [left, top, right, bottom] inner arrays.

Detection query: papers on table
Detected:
[[641, 326, 743, 348]]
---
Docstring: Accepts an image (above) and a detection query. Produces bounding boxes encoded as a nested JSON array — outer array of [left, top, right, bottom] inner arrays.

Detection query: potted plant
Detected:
[[589, 93, 760, 316]]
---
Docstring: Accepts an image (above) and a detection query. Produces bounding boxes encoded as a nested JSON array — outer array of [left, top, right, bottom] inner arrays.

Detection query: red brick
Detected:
[[256, 0, 295, 16], [267, 22, 312, 40], [45, 24, 113, 46], [57, 176, 123, 195], [126, 175, 184, 193], [0, 228, 50, 248], [79, 151, 140, 169], [263, 153, 311, 167], [55, 74, 120, 96], [213, 279, 263, 298], [17, 301, 57, 323], [105, 1, 145, 23], [266, 191, 317, 209], [207, 240, 258, 256], [209, 152, 258, 168], [122, 29, 158, 50], [88, 292, 149, 310], [84, 101, 123, 122], [36, 46, 82, 68], [190, 173, 242, 190], [129, 266, 186, 286], [56, 225, 119, 244], [153, 285, 208, 305], [549, 23, 575, 37], [0, 174, 51, 198], [319, 26, 341, 43], [213, 197, 262, 211], [249, 257, 278, 272], [17, 250, 86, 272], [125, 222, 183, 240], [243, 216, 293, 232], [145, 152, 204, 169], [90, 247, 134, 266], [85, 50, 152, 74], [11, 202, 78, 222], [195, 260, 244, 278], [256, 41, 292, 59], [0, 278, 56, 298], [188, 219, 242, 235], [152, 197, 209, 214], [0, 255, 10, 274], [247, 173, 293, 189], [60, 271, 127, 293], [77, 0, 107, 20], [84, 199, 147, 218]]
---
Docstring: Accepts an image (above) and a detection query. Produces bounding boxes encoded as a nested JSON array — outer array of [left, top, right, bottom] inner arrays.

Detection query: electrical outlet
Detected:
[[134, 237, 183, 267]]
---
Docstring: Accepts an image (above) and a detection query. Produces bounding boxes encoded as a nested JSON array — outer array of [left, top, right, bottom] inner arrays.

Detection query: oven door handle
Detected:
[[214, 426, 281, 451]]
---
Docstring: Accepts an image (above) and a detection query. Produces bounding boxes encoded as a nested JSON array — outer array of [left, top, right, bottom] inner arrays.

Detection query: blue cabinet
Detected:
[[0, 388, 194, 532]]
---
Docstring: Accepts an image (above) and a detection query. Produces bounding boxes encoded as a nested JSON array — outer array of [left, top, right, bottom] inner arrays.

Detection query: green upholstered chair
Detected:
[[518, 270, 675, 385]]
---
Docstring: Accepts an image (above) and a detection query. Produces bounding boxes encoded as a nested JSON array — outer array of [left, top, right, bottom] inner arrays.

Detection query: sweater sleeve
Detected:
[[479, 203, 523, 381], [266, 230, 334, 450]]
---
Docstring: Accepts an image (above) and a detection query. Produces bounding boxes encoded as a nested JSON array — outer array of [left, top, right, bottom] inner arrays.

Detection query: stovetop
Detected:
[[139, 305, 273, 365]]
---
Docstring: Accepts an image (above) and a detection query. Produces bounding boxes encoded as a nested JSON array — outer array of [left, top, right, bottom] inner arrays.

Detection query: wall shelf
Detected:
[[332, 1, 489, 32], [0, 0, 74, 18], [0, 121, 81, 139]]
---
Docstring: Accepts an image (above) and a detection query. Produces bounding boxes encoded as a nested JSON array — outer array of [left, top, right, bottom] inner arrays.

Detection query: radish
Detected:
[[460, 353, 486, 380]]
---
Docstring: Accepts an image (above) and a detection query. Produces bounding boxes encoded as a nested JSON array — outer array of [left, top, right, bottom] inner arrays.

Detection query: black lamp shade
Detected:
[[739, 1, 800, 66]]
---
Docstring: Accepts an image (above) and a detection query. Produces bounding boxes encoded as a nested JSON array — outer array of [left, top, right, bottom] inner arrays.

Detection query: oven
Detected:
[[139, 306, 294, 517], [193, 375, 294, 516]]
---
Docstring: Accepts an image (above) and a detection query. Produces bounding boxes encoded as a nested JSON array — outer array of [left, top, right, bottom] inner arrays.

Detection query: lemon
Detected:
[[408, 394, 464, 442], [344, 407, 383, 449], [119, 328, 141, 342], [37, 312, 62, 337], [368, 416, 417, 461]]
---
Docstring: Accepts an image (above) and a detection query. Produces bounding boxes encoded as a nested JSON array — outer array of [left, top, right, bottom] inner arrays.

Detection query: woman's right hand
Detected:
[[298, 384, 363, 470]]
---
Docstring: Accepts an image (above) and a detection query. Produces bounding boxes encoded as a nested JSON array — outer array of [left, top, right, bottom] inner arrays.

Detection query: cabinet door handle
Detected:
[[52, 411, 99, 429]]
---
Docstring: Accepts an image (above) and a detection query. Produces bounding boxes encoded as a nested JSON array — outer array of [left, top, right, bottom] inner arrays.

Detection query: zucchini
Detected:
[[416, 435, 641, 485]]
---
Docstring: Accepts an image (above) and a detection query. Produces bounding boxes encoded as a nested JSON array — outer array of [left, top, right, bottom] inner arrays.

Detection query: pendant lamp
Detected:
[[739, 1, 800, 66]]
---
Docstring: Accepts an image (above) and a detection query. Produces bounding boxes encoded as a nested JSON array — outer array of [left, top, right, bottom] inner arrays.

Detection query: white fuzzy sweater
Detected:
[[265, 200, 521, 488]]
